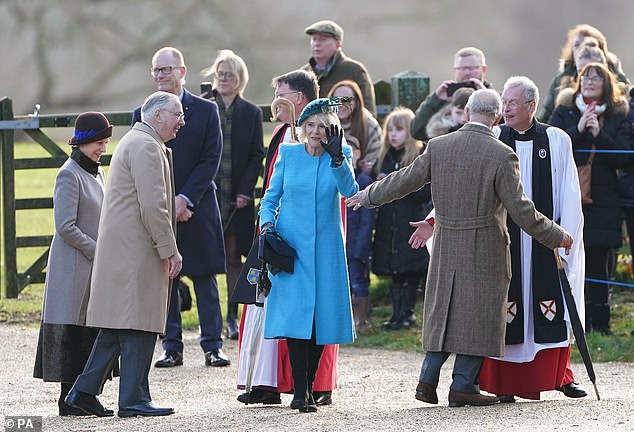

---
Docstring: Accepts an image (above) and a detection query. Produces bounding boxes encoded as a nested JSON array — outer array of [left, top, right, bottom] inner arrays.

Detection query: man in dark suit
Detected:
[[133, 46, 230, 368]]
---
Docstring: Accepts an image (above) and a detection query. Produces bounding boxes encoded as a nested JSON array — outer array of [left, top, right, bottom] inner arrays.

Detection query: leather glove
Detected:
[[260, 222, 275, 236], [320, 124, 344, 167]]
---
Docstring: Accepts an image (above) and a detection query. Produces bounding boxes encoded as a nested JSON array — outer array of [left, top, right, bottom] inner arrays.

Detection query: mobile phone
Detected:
[[446, 81, 476, 97], [200, 82, 213, 99]]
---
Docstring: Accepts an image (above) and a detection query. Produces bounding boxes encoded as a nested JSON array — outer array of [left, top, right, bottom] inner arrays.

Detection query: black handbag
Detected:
[[258, 230, 295, 274]]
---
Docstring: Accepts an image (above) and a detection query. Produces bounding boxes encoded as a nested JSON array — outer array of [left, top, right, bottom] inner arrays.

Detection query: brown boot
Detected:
[[448, 389, 499, 407], [353, 296, 370, 332]]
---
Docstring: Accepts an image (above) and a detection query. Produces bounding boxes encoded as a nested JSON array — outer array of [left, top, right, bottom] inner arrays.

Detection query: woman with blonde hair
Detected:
[[200, 49, 265, 340], [372, 107, 432, 330]]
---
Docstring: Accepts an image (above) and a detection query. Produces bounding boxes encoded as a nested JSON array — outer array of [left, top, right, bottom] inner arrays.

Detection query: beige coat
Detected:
[[362, 123, 564, 357], [86, 123, 177, 334]]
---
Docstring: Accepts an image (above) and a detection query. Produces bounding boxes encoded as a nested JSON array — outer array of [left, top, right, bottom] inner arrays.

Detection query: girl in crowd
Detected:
[[372, 107, 432, 330]]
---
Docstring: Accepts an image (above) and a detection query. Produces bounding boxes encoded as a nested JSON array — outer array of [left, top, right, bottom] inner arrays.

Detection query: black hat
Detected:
[[68, 112, 113, 146]]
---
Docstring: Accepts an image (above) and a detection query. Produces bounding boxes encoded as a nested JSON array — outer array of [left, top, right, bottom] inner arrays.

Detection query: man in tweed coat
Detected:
[[347, 89, 573, 407]]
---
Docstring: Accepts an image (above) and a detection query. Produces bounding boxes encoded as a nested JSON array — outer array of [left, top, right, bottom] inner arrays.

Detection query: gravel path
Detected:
[[1, 325, 632, 431]]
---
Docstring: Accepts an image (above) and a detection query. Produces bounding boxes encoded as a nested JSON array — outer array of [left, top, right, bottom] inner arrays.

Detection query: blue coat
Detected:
[[259, 143, 359, 344], [133, 89, 225, 275]]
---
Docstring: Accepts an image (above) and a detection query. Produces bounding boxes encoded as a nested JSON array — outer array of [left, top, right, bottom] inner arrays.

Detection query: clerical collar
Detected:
[[513, 121, 536, 141], [70, 147, 100, 177]]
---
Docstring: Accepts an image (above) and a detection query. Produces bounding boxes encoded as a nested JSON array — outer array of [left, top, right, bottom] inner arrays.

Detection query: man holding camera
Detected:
[[411, 47, 492, 141]]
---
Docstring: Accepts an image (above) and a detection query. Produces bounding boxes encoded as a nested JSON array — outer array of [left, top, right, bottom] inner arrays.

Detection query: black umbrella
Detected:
[[554, 249, 601, 400]]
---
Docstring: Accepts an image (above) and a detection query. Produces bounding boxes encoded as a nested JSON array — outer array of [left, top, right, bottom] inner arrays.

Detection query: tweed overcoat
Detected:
[[41, 158, 104, 325], [259, 143, 358, 345], [86, 123, 178, 334], [362, 123, 564, 357]]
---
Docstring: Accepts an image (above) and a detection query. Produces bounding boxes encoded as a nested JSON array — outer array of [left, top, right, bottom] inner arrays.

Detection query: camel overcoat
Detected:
[[86, 122, 178, 334], [361, 123, 564, 357]]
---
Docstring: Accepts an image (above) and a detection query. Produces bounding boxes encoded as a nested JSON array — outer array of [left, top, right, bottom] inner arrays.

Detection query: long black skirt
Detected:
[[33, 323, 101, 383]]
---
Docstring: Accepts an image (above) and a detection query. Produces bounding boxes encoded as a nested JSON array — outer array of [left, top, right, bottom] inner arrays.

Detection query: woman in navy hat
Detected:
[[259, 98, 358, 413], [34, 112, 113, 416]]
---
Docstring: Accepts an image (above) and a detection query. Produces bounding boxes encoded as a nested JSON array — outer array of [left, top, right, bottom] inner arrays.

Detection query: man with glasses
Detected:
[[478, 76, 587, 402], [412, 47, 492, 141], [133, 47, 230, 369]]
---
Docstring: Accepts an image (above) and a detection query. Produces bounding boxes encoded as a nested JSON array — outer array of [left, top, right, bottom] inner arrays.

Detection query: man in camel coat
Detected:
[[65, 91, 183, 418], [347, 89, 573, 408]]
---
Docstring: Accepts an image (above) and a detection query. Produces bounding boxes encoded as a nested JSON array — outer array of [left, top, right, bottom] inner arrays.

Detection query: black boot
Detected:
[[58, 383, 89, 416], [287, 338, 308, 410], [383, 283, 404, 330], [591, 303, 611, 335], [304, 340, 323, 413], [398, 281, 418, 328]]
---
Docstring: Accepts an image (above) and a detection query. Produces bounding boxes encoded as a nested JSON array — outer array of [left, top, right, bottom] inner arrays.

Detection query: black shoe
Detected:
[[64, 389, 114, 417], [226, 318, 239, 340], [154, 351, 183, 368], [204, 348, 231, 367], [237, 390, 281, 405], [290, 396, 305, 410], [313, 391, 332, 406], [498, 395, 516, 403], [58, 400, 91, 416], [118, 402, 174, 417], [556, 382, 588, 398]]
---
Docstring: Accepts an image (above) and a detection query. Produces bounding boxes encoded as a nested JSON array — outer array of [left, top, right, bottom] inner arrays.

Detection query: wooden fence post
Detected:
[[0, 97, 18, 298]]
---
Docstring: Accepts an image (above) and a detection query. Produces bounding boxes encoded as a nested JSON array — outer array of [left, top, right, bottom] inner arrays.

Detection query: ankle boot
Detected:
[[58, 383, 88, 416], [398, 282, 418, 328]]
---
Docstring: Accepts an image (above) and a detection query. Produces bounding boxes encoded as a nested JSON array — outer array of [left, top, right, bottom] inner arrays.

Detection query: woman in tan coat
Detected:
[[34, 112, 112, 416]]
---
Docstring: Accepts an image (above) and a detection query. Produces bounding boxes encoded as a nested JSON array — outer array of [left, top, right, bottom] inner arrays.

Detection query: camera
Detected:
[[446, 81, 477, 97]]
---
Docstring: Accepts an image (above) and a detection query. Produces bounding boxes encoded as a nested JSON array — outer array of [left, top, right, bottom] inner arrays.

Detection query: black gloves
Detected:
[[261, 222, 275, 236], [320, 124, 344, 167]]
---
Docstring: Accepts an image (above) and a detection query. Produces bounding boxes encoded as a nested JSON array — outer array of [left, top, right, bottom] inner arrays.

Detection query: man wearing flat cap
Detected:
[[302, 19, 376, 116]]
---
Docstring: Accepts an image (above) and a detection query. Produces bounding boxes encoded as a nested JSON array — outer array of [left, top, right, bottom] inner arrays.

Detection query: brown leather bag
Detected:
[[577, 145, 596, 206]]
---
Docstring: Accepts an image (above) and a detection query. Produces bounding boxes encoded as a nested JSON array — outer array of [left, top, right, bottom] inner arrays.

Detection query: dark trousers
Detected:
[[286, 336, 324, 398], [348, 258, 370, 298], [418, 351, 483, 393], [72, 329, 156, 408], [584, 246, 611, 331], [163, 274, 223, 353]]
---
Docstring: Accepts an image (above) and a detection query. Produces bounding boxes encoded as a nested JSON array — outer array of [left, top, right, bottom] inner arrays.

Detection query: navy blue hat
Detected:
[[297, 97, 353, 127], [68, 112, 113, 146]]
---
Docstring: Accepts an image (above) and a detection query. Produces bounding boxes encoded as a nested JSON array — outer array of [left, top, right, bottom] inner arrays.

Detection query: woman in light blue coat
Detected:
[[259, 98, 358, 413]]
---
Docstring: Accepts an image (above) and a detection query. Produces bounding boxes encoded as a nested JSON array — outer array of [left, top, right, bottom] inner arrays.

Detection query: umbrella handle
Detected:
[[554, 249, 563, 270], [593, 382, 601, 401]]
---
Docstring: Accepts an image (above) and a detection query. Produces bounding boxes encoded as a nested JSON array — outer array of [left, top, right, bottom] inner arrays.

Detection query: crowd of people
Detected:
[[33, 20, 634, 418]]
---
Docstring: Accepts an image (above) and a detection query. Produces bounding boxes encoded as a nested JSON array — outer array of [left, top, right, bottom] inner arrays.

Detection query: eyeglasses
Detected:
[[453, 66, 482, 72], [580, 75, 604, 84], [163, 110, 185, 121], [501, 99, 534, 109], [212, 71, 236, 80], [274, 91, 300, 99], [150, 65, 182, 76]]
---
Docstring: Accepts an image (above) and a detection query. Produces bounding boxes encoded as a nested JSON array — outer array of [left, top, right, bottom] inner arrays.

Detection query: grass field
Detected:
[[1, 140, 633, 361]]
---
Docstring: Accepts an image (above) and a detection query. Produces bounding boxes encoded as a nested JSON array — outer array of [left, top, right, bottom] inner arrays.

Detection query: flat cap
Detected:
[[305, 20, 344, 42]]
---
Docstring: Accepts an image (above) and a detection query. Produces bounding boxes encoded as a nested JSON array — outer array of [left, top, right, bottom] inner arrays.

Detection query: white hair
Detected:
[[141, 91, 180, 122]]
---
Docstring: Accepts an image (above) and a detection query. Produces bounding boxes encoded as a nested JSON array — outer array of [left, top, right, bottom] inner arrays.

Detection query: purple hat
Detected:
[[68, 112, 113, 146]]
